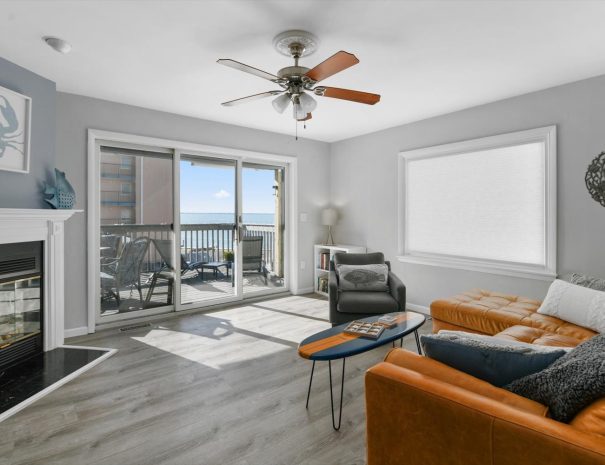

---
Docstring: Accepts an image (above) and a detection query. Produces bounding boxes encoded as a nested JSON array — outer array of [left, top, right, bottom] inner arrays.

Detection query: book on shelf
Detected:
[[319, 251, 331, 270], [317, 276, 329, 293]]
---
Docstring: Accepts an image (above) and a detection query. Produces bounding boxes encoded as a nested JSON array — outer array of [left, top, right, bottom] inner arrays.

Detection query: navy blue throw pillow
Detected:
[[420, 333, 566, 387]]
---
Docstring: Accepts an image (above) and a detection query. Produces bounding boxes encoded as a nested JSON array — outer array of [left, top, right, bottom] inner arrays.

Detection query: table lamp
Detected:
[[321, 208, 338, 245]]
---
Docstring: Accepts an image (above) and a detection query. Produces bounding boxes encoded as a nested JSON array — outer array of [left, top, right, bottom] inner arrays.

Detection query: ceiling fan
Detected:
[[217, 30, 380, 124]]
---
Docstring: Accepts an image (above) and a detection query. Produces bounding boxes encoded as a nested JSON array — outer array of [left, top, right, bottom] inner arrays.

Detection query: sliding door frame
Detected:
[[87, 129, 298, 333]]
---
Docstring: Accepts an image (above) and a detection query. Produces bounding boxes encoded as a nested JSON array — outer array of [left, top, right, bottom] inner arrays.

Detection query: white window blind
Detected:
[[399, 126, 556, 279]]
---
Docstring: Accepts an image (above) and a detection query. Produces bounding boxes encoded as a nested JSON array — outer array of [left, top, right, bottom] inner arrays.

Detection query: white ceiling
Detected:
[[1, 0, 605, 142]]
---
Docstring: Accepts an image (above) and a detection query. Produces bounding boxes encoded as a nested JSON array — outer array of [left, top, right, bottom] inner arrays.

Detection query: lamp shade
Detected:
[[321, 208, 338, 226], [298, 92, 317, 113], [272, 93, 291, 114], [292, 97, 307, 120]]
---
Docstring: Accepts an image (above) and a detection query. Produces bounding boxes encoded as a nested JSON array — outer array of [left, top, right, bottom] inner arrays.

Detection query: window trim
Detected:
[[397, 125, 557, 281]]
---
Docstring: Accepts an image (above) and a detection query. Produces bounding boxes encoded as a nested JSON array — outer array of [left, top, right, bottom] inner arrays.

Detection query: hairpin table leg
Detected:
[[414, 330, 422, 354], [329, 358, 346, 431], [305, 360, 315, 409]]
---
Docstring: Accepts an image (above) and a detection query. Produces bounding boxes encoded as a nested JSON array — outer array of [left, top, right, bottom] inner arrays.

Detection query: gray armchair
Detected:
[[328, 252, 406, 326]]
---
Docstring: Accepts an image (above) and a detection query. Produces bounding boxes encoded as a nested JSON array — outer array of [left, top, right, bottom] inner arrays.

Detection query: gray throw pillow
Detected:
[[421, 333, 566, 387], [505, 334, 605, 423], [561, 272, 605, 292], [336, 264, 389, 291]]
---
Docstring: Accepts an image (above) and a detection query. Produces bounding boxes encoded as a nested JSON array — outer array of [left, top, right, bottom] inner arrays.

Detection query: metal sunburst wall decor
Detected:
[[586, 151, 605, 207]]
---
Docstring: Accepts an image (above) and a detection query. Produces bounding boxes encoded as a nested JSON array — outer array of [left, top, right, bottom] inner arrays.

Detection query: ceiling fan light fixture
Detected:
[[292, 98, 308, 120], [272, 93, 291, 114], [298, 92, 317, 113]]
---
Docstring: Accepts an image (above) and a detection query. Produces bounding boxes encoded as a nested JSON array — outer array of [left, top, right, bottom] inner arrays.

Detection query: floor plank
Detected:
[[0, 295, 431, 465]]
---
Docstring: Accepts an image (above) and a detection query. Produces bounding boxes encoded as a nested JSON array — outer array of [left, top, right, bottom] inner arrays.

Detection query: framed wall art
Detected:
[[0, 84, 31, 173]]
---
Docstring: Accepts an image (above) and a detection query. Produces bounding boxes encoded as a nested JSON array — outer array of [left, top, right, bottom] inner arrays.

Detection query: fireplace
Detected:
[[0, 241, 43, 371]]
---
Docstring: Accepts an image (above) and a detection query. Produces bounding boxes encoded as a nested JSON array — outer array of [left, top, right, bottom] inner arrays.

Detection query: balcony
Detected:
[[100, 223, 283, 314]]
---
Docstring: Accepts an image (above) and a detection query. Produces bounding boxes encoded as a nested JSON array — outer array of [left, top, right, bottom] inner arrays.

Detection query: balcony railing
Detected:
[[100, 223, 277, 274]]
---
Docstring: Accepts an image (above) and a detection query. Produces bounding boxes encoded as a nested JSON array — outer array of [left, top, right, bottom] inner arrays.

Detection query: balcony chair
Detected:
[[101, 236, 150, 307], [144, 239, 176, 305], [328, 252, 406, 326], [242, 236, 267, 284]]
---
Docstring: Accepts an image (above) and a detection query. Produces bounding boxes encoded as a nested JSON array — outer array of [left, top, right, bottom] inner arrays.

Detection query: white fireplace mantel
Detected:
[[0, 208, 82, 351]]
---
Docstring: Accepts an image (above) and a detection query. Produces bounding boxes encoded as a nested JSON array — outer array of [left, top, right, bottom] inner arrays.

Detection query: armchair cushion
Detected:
[[337, 291, 399, 314], [333, 252, 385, 267], [336, 264, 389, 291]]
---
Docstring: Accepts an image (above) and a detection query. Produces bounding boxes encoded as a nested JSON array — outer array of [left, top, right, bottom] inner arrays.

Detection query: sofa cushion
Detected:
[[421, 333, 565, 387], [337, 291, 399, 314], [495, 325, 583, 348], [384, 349, 549, 417], [336, 264, 389, 291], [431, 289, 597, 342], [506, 334, 605, 422], [537, 279, 605, 334]]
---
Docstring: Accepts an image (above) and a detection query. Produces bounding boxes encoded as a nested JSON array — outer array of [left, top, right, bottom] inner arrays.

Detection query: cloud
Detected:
[[213, 189, 230, 199]]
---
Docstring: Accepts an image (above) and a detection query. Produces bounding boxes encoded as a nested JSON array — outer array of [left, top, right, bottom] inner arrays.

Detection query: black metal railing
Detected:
[[100, 223, 276, 273]]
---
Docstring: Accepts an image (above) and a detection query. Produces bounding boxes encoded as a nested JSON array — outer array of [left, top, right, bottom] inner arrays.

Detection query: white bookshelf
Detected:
[[314, 244, 366, 297]]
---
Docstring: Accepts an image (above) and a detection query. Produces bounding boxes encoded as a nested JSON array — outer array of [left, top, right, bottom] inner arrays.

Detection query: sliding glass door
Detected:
[[179, 155, 237, 307], [98, 144, 175, 321], [95, 139, 290, 324], [241, 163, 286, 295]]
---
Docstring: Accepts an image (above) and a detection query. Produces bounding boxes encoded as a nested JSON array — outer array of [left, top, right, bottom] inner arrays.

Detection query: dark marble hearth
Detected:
[[0, 347, 109, 415]]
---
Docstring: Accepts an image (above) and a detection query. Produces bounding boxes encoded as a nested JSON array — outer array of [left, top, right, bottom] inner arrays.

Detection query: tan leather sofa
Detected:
[[365, 289, 605, 465]]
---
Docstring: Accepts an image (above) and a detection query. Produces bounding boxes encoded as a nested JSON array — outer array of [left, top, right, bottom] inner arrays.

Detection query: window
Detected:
[[398, 126, 556, 280]]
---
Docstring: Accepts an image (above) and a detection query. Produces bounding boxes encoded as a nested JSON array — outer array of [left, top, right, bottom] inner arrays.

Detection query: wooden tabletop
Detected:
[[298, 311, 426, 361]]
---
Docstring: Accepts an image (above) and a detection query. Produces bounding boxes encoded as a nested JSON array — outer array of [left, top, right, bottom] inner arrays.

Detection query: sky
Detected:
[[179, 161, 278, 214]]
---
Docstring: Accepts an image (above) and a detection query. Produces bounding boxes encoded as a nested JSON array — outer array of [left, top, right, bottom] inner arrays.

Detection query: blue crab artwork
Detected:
[[43, 169, 76, 209], [0, 95, 24, 157]]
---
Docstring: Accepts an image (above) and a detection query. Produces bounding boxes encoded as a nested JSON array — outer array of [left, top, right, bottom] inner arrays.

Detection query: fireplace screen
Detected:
[[0, 276, 42, 349]]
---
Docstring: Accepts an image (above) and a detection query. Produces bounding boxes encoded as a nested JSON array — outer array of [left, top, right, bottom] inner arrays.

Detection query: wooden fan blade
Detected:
[[316, 87, 380, 105], [217, 59, 282, 82], [297, 113, 312, 122], [305, 51, 359, 83], [221, 91, 283, 107]]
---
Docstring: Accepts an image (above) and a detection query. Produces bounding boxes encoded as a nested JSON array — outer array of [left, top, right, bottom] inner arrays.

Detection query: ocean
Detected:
[[180, 212, 274, 225]]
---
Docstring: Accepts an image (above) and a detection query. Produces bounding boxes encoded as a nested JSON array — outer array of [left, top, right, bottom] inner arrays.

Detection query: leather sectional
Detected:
[[365, 289, 605, 465]]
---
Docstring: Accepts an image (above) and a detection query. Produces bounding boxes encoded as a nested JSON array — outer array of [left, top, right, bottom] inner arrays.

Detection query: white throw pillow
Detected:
[[537, 279, 605, 333]]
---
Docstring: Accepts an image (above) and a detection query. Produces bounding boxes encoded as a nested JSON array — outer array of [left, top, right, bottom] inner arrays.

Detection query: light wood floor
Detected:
[[0, 295, 431, 465]]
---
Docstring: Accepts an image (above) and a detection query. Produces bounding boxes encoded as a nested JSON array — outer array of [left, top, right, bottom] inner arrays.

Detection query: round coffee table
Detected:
[[298, 311, 426, 430]]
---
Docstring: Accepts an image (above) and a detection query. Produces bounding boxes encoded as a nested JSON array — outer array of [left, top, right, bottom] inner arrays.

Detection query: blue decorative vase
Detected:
[[43, 168, 76, 209]]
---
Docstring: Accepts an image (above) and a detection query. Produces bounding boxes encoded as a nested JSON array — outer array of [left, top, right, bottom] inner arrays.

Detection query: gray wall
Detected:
[[0, 57, 56, 208], [56, 92, 330, 331], [330, 74, 605, 309]]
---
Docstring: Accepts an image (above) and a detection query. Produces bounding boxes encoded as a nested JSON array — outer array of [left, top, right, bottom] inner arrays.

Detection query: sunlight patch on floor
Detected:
[[131, 327, 291, 370]]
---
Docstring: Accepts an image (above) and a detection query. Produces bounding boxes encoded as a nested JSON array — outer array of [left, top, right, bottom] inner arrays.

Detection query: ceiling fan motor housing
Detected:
[[277, 66, 311, 81]]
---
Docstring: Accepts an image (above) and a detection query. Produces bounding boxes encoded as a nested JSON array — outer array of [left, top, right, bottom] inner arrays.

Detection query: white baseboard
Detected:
[[64, 326, 89, 339], [292, 286, 314, 295], [406, 303, 430, 316]]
